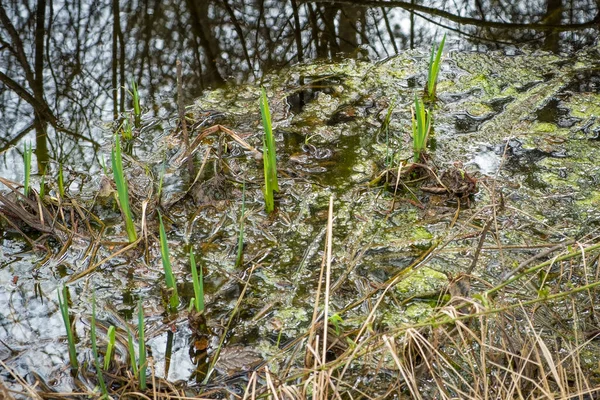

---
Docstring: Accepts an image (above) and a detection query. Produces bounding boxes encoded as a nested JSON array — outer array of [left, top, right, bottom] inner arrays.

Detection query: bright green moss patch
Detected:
[[395, 267, 448, 299]]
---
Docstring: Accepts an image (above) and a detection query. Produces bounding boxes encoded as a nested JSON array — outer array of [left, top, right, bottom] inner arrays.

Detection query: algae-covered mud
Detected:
[[3, 43, 600, 398]]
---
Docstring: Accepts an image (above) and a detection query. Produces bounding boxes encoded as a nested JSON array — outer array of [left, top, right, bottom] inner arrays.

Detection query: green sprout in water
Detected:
[[111, 134, 137, 243], [104, 325, 116, 370], [412, 95, 431, 163], [158, 212, 179, 310], [138, 300, 147, 390], [189, 249, 204, 313], [57, 285, 78, 373], [425, 33, 447, 99], [381, 100, 396, 169], [58, 163, 65, 197], [126, 328, 138, 378], [91, 294, 109, 399], [259, 87, 278, 213], [23, 142, 32, 197], [130, 79, 141, 126]]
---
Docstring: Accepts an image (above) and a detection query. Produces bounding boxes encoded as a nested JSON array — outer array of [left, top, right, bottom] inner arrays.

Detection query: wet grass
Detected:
[[158, 211, 179, 310], [22, 142, 32, 197], [259, 87, 278, 213], [57, 285, 78, 373], [426, 33, 446, 99], [111, 134, 137, 243], [412, 94, 431, 162], [189, 249, 204, 313]]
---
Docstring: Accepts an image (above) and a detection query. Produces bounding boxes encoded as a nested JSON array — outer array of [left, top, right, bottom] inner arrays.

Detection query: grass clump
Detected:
[[111, 134, 137, 243], [189, 249, 204, 313], [425, 33, 446, 99], [23, 142, 32, 197], [259, 87, 278, 213], [57, 285, 78, 373], [158, 212, 179, 310], [412, 94, 431, 163]]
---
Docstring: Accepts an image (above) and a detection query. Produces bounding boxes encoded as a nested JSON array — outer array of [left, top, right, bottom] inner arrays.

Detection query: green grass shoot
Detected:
[[23, 142, 32, 196], [103, 325, 116, 370], [57, 285, 78, 373], [91, 294, 109, 399], [425, 33, 447, 99], [127, 328, 138, 377], [111, 134, 137, 243], [138, 300, 147, 390], [131, 79, 141, 125], [121, 117, 133, 140], [259, 87, 278, 213], [189, 249, 204, 313], [158, 212, 179, 309], [236, 183, 246, 267], [58, 163, 65, 197], [412, 94, 431, 163]]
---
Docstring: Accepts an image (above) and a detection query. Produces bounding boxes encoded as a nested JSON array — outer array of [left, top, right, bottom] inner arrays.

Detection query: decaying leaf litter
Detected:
[[2, 44, 600, 398]]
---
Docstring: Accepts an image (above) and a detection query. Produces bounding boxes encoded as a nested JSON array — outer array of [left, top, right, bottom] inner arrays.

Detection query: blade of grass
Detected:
[[412, 95, 431, 163], [138, 300, 147, 390], [158, 212, 179, 310], [131, 79, 141, 126], [190, 249, 204, 313], [91, 294, 109, 399], [111, 134, 137, 242], [426, 33, 447, 98], [23, 142, 32, 197], [57, 285, 78, 373], [259, 87, 278, 212], [127, 328, 138, 377], [58, 162, 64, 197], [103, 325, 116, 370]]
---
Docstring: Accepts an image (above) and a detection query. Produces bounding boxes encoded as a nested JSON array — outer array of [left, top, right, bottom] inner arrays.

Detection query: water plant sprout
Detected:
[[111, 134, 137, 243], [57, 285, 78, 373], [130, 79, 141, 125], [259, 87, 278, 213], [425, 33, 446, 99], [103, 325, 116, 370], [158, 212, 179, 309], [58, 163, 65, 197], [23, 142, 32, 196], [127, 328, 138, 377], [137, 300, 147, 390], [189, 249, 204, 313], [412, 94, 431, 163], [91, 295, 109, 399]]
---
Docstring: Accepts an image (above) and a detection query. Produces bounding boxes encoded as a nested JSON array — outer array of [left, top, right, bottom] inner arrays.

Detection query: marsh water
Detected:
[[2, 1, 600, 397]]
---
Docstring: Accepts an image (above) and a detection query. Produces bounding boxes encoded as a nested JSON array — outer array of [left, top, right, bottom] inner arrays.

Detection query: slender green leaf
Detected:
[[111, 134, 137, 242], [190, 249, 204, 313], [91, 294, 108, 399], [138, 300, 146, 390], [57, 285, 78, 373], [104, 326, 116, 370], [426, 33, 446, 98], [158, 212, 179, 309], [235, 183, 246, 267]]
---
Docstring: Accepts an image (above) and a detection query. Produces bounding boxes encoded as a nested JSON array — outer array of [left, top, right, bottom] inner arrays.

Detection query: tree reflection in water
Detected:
[[0, 0, 598, 178]]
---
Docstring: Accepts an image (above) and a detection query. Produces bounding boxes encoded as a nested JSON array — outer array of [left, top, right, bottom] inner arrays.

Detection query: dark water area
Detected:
[[0, 0, 599, 180]]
